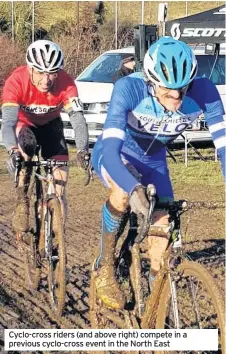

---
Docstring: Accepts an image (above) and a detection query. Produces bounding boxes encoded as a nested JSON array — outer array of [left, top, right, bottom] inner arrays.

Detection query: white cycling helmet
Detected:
[[26, 40, 64, 73]]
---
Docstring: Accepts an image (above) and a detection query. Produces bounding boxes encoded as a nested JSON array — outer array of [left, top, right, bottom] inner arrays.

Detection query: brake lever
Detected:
[[83, 159, 93, 186], [149, 197, 156, 224], [14, 166, 19, 187], [135, 185, 157, 243], [14, 159, 22, 187]]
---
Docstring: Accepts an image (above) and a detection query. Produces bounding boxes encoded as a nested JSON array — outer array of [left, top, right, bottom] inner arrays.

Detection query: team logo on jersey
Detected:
[[129, 111, 201, 136], [20, 104, 59, 114]]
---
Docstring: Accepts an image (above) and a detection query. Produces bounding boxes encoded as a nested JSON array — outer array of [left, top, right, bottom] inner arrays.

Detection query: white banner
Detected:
[[5, 329, 218, 351]]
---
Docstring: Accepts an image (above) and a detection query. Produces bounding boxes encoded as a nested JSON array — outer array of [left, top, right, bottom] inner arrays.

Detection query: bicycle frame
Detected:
[[35, 159, 68, 259], [137, 198, 192, 327], [124, 195, 189, 322], [15, 153, 68, 258]]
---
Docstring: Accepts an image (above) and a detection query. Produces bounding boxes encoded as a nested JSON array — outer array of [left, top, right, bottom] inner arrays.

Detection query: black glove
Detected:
[[77, 150, 90, 170], [6, 149, 22, 175], [129, 185, 150, 217]]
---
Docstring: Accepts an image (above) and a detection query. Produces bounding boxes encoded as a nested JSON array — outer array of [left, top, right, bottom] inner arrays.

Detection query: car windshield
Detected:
[[77, 53, 133, 83], [196, 54, 225, 85], [77, 52, 225, 86]]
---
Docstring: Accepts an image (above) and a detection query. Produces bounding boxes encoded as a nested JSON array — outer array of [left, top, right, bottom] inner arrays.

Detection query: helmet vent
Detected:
[[182, 60, 187, 80], [172, 57, 177, 82], [32, 48, 36, 59], [148, 69, 160, 82], [190, 64, 197, 80], [40, 49, 46, 65], [32, 48, 41, 66], [164, 42, 175, 46], [160, 53, 167, 59], [160, 62, 169, 81], [49, 51, 56, 65]]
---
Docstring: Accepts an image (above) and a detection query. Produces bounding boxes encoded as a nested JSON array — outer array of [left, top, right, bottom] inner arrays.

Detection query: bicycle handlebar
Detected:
[[134, 198, 224, 244], [156, 200, 188, 211], [156, 200, 225, 211], [23, 160, 68, 167], [14, 158, 93, 187], [14, 159, 68, 187]]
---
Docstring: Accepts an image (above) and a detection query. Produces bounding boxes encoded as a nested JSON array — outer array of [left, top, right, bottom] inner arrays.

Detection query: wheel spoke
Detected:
[[153, 261, 225, 353], [188, 277, 202, 328]]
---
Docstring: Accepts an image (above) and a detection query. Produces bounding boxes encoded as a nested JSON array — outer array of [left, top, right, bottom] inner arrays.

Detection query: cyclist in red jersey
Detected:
[[1, 39, 90, 234]]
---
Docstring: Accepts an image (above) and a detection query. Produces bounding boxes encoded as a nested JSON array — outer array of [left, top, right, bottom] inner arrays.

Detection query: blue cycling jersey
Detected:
[[92, 73, 225, 195]]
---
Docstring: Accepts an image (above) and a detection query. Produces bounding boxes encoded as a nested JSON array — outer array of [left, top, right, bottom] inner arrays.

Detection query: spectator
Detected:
[[112, 54, 136, 83]]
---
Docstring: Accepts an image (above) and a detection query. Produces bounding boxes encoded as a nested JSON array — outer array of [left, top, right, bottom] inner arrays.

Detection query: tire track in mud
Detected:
[[0, 174, 107, 352]]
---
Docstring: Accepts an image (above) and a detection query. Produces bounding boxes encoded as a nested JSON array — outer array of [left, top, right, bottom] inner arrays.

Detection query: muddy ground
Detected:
[[0, 147, 225, 354]]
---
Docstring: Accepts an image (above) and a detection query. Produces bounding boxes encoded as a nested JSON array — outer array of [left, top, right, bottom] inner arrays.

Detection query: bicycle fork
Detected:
[[44, 204, 51, 258], [43, 175, 58, 261]]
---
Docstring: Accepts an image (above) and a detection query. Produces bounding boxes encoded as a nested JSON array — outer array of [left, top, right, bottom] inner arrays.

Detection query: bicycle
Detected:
[[14, 148, 68, 317], [89, 184, 225, 353]]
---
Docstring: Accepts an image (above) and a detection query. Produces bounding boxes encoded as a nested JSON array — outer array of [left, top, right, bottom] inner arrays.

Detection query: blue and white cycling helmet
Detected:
[[143, 36, 197, 89]]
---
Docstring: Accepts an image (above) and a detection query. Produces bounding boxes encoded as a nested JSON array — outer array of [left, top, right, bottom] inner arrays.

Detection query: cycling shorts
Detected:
[[92, 142, 174, 201], [16, 117, 68, 161]]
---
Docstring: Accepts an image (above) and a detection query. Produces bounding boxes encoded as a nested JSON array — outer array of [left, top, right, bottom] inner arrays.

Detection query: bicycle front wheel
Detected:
[[46, 198, 66, 317], [155, 260, 225, 354], [24, 177, 42, 290]]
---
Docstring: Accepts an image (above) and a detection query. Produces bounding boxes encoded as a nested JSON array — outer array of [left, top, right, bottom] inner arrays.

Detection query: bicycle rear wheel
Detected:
[[155, 260, 225, 354], [46, 198, 66, 317], [24, 177, 42, 290]]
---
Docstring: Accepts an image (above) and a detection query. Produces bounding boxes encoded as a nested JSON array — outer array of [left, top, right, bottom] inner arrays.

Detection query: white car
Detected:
[[61, 47, 134, 144], [61, 44, 225, 144]]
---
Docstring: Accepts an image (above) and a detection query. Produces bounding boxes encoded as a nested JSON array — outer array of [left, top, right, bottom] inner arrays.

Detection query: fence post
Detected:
[[32, 0, 35, 42], [141, 0, 144, 24], [115, 1, 118, 49], [11, 0, 14, 42]]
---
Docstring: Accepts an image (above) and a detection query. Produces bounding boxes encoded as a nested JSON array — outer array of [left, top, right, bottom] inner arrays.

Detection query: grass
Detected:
[[167, 146, 223, 187], [0, 144, 224, 188], [168, 159, 223, 186]]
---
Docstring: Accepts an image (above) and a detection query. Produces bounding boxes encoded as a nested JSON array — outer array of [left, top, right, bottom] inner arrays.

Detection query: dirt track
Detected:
[[0, 147, 225, 353]]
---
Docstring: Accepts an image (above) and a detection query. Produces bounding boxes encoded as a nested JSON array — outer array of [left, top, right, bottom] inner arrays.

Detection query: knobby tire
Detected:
[[47, 198, 66, 317], [155, 260, 225, 354]]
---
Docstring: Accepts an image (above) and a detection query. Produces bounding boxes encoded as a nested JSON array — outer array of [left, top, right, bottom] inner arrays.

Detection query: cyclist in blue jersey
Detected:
[[91, 36, 226, 310]]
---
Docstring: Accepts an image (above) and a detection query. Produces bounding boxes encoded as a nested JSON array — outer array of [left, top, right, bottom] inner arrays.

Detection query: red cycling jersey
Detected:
[[2, 65, 78, 126]]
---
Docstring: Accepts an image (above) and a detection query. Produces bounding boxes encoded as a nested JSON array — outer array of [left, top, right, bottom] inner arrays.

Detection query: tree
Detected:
[[95, 1, 105, 25]]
